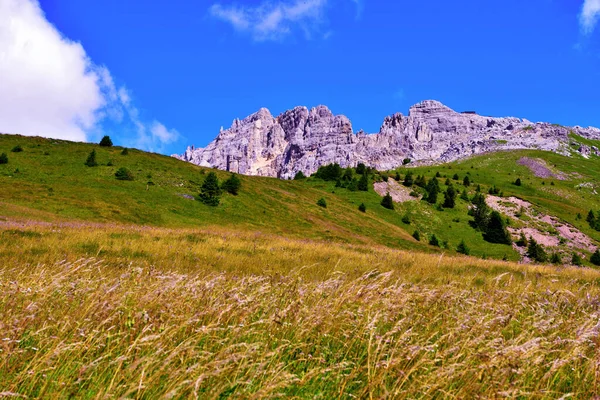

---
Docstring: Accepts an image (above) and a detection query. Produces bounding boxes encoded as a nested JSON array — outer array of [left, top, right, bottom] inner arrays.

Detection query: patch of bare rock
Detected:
[[517, 157, 567, 180], [486, 196, 597, 262], [373, 179, 417, 203]]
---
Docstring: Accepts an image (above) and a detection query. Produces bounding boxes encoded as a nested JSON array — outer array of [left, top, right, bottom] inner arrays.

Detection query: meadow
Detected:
[[2, 133, 600, 397], [2, 221, 600, 398]]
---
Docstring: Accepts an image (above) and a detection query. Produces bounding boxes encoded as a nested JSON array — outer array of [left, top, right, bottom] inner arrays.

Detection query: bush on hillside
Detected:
[[11, 145, 23, 153], [358, 203, 366, 213], [550, 253, 562, 264], [99, 136, 113, 147], [412, 230, 421, 241], [516, 231, 528, 247], [453, 173, 459, 181], [0, 153, 8, 165], [315, 163, 343, 181], [456, 240, 470, 255], [358, 173, 369, 191], [424, 178, 439, 204], [402, 158, 411, 165], [381, 192, 394, 210], [514, 178, 522, 186], [591, 249, 600, 266], [84, 149, 98, 167], [317, 198, 327, 208], [463, 176, 471, 187], [429, 234, 440, 247], [200, 172, 222, 206], [403, 171, 414, 187], [121, 148, 129, 155], [222, 174, 242, 195], [355, 163, 366, 175], [527, 238, 547, 263], [401, 214, 410, 224], [572, 253, 583, 266], [293, 171, 306, 180], [115, 167, 134, 181]]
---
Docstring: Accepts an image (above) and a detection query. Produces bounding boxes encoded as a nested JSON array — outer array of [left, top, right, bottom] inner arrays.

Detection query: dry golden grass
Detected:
[[2, 220, 600, 398]]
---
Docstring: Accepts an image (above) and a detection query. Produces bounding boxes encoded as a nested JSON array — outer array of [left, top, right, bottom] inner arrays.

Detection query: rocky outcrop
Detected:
[[175, 100, 600, 179]]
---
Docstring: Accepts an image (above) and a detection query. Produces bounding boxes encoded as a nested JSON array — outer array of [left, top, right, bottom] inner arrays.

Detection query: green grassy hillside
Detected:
[[0, 133, 599, 262]]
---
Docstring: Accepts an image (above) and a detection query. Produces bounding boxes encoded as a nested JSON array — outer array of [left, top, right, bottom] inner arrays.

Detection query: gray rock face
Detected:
[[175, 100, 600, 179]]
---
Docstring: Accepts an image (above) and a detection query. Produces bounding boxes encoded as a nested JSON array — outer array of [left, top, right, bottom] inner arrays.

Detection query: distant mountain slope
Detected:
[[176, 100, 600, 178]]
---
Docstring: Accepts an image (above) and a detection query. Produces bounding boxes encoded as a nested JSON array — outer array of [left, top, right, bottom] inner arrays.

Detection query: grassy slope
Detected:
[[3, 134, 600, 397], [2, 223, 600, 398], [1, 133, 600, 261]]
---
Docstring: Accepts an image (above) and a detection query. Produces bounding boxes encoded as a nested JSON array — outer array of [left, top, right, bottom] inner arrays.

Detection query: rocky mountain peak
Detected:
[[175, 100, 599, 179]]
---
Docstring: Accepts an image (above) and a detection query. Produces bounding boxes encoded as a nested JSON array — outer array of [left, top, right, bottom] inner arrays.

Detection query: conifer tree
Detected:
[[483, 211, 512, 244], [358, 172, 369, 191], [200, 172, 222, 206], [463, 176, 471, 187], [381, 192, 394, 210], [84, 149, 98, 167], [456, 240, 470, 255], [429, 234, 440, 247], [591, 249, 600, 266], [0, 153, 7, 165], [403, 171, 414, 187], [222, 174, 242, 195], [443, 185, 457, 208], [99, 135, 113, 147]]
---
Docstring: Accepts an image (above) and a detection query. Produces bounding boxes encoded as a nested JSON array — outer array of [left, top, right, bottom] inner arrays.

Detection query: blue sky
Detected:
[[1, 0, 600, 155]]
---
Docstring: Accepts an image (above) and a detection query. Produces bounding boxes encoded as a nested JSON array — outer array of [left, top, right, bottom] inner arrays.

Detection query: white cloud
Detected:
[[209, 0, 337, 41], [0, 0, 179, 152], [580, 0, 600, 34]]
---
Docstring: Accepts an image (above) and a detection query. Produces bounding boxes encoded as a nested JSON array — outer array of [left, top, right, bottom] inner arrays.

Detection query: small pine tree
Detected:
[[200, 172, 222, 206], [516, 231, 528, 247], [342, 168, 353, 182], [317, 198, 327, 208], [99, 136, 113, 147], [475, 184, 481, 192], [84, 149, 98, 167], [347, 177, 359, 191], [460, 190, 469, 201], [572, 253, 583, 266], [590, 249, 600, 266], [395, 172, 401, 181], [402, 158, 411, 165], [429, 234, 440, 247], [381, 192, 394, 210], [514, 178, 522, 186], [293, 171, 306, 180], [587, 210, 596, 225], [0, 153, 8, 164], [483, 211, 512, 244], [11, 145, 23, 153], [358, 203, 366, 213], [463, 176, 471, 187], [443, 185, 457, 208], [444, 178, 451, 186], [402, 214, 410, 224], [121, 148, 129, 155], [358, 173, 369, 191], [425, 178, 440, 204], [114, 167, 134, 181], [527, 238, 547, 263], [222, 174, 242, 195], [550, 253, 562, 264], [435, 171, 441, 178], [412, 230, 421, 241], [453, 173, 459, 181], [456, 240, 470, 255], [355, 163, 366, 175], [403, 171, 414, 187], [415, 175, 428, 188]]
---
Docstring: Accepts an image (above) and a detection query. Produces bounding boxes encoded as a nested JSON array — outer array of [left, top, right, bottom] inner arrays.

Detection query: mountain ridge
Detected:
[[176, 100, 600, 178]]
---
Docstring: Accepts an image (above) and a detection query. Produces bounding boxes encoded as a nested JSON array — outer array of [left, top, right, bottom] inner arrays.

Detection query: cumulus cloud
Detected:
[[210, 0, 360, 41], [580, 0, 600, 34], [0, 0, 179, 151]]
